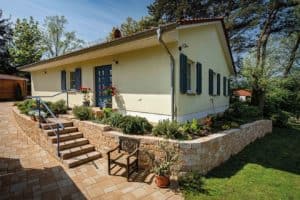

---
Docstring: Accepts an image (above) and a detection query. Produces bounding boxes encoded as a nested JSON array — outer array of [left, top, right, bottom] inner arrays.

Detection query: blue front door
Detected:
[[95, 65, 112, 107]]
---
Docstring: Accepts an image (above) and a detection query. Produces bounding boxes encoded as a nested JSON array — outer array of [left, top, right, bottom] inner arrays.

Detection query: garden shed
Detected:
[[0, 74, 27, 100]]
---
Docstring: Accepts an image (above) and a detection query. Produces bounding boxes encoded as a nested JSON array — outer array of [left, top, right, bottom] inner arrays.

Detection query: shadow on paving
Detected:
[[0, 157, 87, 199], [206, 127, 300, 179]]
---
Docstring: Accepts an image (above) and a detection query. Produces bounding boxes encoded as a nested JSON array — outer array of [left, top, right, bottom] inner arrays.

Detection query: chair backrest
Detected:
[[119, 136, 139, 153]]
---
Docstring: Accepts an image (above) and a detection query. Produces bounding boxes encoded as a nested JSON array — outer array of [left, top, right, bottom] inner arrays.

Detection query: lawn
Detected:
[[183, 126, 300, 200]]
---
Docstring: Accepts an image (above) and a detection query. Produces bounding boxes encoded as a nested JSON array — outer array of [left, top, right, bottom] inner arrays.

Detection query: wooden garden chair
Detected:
[[107, 136, 139, 181]]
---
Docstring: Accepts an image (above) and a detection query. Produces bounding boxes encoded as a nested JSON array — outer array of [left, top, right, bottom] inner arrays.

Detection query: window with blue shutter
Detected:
[[75, 68, 82, 90], [217, 73, 221, 95], [208, 69, 214, 95], [196, 62, 202, 94], [61, 70, 66, 91], [227, 79, 231, 96], [180, 53, 188, 93], [223, 77, 227, 96]]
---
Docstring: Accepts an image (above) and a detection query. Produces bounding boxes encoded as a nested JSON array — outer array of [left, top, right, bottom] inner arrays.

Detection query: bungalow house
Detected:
[[19, 18, 235, 122]]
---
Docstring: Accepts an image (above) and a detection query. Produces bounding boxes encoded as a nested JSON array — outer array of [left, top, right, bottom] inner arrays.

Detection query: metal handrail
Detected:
[[28, 94, 67, 157], [28, 90, 70, 109]]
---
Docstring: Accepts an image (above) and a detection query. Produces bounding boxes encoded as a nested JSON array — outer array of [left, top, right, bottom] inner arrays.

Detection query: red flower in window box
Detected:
[[103, 86, 116, 96]]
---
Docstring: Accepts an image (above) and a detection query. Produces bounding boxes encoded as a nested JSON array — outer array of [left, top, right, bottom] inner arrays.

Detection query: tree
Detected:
[[42, 16, 84, 58], [0, 10, 13, 74], [147, 0, 300, 110], [9, 17, 44, 67], [107, 16, 156, 41]]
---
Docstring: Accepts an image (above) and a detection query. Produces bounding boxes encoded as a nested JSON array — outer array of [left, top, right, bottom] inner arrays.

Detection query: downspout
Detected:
[[156, 27, 176, 121]]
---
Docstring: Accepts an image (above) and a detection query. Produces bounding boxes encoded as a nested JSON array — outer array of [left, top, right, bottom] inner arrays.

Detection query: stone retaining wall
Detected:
[[13, 107, 272, 174], [12, 107, 58, 159]]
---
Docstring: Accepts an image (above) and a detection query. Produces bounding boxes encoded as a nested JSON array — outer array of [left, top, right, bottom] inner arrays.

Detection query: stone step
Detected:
[[64, 151, 101, 168], [60, 144, 95, 159], [45, 127, 78, 136], [56, 138, 89, 150], [49, 132, 83, 143], [41, 121, 74, 130]]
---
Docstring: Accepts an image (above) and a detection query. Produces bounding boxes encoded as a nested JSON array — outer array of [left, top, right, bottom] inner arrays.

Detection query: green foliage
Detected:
[[182, 127, 300, 199], [271, 110, 291, 128], [153, 120, 186, 139], [223, 102, 261, 123], [49, 100, 67, 115], [103, 108, 113, 119], [72, 106, 93, 120], [17, 99, 37, 115], [106, 112, 124, 127], [149, 142, 179, 176], [9, 17, 44, 67], [42, 16, 84, 58], [0, 10, 14, 74], [179, 172, 204, 192], [118, 116, 152, 134]]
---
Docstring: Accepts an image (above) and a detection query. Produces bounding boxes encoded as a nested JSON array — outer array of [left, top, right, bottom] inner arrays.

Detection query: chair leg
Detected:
[[108, 160, 111, 175], [136, 161, 138, 172], [127, 164, 130, 181]]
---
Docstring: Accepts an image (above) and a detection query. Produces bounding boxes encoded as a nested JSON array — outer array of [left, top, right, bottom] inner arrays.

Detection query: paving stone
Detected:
[[0, 102, 182, 200]]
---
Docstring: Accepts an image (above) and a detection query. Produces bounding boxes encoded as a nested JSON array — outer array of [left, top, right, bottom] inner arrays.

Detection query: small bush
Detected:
[[153, 120, 185, 139], [49, 100, 67, 115], [107, 112, 124, 127], [271, 110, 291, 128], [17, 99, 37, 115], [103, 108, 113, 119], [179, 172, 205, 192], [118, 115, 153, 134], [223, 102, 261, 123], [73, 106, 93, 120]]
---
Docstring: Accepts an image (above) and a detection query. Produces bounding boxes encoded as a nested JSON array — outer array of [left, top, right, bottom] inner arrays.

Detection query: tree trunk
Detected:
[[251, 86, 265, 111], [283, 33, 300, 77]]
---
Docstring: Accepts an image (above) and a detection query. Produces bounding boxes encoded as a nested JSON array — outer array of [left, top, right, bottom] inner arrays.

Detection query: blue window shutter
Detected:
[[223, 77, 227, 96], [217, 73, 220, 95], [75, 68, 82, 90], [196, 62, 202, 94], [180, 53, 187, 93], [208, 69, 214, 95], [227, 79, 231, 96], [61, 70, 66, 91]]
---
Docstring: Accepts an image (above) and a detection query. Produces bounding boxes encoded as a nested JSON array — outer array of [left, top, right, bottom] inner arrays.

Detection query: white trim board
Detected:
[[119, 105, 228, 123], [177, 105, 229, 122]]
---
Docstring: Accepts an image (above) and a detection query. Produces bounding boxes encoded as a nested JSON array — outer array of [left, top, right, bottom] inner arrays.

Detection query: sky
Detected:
[[0, 0, 153, 42]]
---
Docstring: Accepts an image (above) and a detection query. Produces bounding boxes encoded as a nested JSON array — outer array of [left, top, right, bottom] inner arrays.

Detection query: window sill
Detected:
[[186, 91, 196, 95]]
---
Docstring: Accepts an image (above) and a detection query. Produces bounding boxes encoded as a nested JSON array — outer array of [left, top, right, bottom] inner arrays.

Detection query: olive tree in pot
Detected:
[[148, 142, 180, 188]]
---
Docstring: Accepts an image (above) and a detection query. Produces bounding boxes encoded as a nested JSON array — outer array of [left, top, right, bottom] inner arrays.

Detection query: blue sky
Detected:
[[1, 0, 153, 42]]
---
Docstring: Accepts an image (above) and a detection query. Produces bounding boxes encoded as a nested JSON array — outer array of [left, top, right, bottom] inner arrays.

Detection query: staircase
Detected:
[[41, 118, 101, 168]]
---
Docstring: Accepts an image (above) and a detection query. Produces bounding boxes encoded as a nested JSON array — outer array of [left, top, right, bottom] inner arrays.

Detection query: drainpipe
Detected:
[[156, 27, 176, 121]]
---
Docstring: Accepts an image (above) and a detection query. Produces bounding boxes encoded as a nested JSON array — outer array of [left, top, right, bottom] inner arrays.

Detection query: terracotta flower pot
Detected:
[[155, 175, 170, 188]]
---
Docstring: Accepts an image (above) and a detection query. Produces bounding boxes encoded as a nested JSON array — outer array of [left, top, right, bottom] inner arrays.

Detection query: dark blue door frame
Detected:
[[95, 65, 112, 107]]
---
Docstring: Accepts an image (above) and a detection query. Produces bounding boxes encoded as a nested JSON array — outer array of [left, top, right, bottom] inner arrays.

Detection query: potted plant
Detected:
[[103, 86, 116, 96], [148, 142, 179, 188], [80, 87, 91, 106]]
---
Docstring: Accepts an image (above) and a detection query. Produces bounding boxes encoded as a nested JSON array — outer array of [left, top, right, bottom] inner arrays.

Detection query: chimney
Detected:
[[113, 28, 122, 39]]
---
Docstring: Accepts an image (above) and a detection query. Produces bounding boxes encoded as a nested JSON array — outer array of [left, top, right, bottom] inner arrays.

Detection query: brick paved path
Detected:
[[0, 102, 182, 200]]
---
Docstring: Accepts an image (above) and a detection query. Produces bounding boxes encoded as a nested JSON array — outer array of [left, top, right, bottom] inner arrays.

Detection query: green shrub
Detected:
[[223, 102, 261, 123], [49, 100, 67, 115], [153, 120, 185, 139], [103, 108, 113, 119], [107, 112, 124, 127], [179, 172, 205, 192], [118, 116, 153, 134], [72, 106, 93, 120], [271, 110, 291, 128], [17, 99, 37, 115]]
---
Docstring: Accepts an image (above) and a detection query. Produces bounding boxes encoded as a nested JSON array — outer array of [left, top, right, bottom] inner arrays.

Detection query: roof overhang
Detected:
[[19, 18, 236, 74]]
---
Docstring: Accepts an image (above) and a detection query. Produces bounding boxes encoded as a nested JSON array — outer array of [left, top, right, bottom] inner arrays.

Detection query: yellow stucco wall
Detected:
[[30, 23, 233, 121], [31, 44, 174, 116], [175, 24, 233, 119]]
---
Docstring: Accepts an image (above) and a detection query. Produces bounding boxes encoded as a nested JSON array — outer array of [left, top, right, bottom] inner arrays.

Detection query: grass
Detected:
[[182, 126, 300, 200]]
